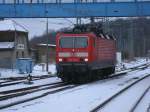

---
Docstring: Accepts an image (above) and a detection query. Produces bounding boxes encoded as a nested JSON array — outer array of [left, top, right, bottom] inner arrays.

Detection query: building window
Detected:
[[22, 52, 24, 58], [16, 51, 18, 58]]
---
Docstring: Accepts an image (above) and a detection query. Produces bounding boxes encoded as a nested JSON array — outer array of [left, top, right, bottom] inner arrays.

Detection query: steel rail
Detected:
[[129, 85, 150, 112], [90, 74, 150, 112], [0, 81, 62, 94], [0, 82, 64, 101], [0, 75, 55, 87], [0, 85, 77, 110]]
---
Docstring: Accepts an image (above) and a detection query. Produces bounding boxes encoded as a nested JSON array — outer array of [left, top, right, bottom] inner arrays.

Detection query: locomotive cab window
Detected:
[[59, 37, 74, 48], [59, 37, 88, 48], [74, 37, 88, 48]]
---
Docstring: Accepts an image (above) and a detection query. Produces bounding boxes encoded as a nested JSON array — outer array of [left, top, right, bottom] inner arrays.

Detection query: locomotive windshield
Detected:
[[59, 37, 88, 48], [59, 37, 73, 48]]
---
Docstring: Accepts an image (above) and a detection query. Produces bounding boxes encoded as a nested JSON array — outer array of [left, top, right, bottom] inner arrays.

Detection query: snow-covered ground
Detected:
[[1, 66, 150, 112], [123, 58, 150, 69], [0, 58, 150, 112], [116, 58, 150, 71], [33, 64, 56, 75], [133, 87, 150, 112], [0, 64, 56, 78]]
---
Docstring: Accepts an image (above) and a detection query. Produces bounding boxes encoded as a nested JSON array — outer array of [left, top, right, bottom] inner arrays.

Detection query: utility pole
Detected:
[[102, 17, 109, 33], [129, 19, 134, 59], [46, 18, 49, 72]]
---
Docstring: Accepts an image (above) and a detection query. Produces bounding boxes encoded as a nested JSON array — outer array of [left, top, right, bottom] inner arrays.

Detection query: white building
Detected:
[[0, 20, 30, 68]]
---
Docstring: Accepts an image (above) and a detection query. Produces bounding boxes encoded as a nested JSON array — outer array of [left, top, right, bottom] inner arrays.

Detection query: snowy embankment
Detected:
[[123, 58, 150, 69], [116, 58, 150, 71]]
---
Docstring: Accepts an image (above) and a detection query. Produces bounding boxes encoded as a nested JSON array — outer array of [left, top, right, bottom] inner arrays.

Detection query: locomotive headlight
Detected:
[[84, 58, 88, 62], [59, 58, 63, 62]]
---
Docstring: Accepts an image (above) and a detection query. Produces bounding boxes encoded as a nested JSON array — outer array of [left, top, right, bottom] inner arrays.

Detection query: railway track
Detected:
[[0, 75, 55, 87], [0, 70, 136, 110], [147, 104, 150, 112], [129, 85, 150, 112], [90, 74, 150, 112], [0, 70, 131, 110], [0, 81, 63, 101], [0, 63, 149, 110], [0, 82, 77, 110], [0, 73, 132, 109], [0, 78, 26, 85]]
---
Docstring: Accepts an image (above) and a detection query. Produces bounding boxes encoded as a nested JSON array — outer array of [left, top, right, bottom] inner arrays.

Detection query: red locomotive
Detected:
[[56, 26, 116, 83]]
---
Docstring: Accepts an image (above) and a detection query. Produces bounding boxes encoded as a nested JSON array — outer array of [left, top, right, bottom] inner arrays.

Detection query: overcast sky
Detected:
[[11, 18, 95, 39], [11, 18, 76, 39], [11, 17, 120, 39], [10, 18, 115, 39]]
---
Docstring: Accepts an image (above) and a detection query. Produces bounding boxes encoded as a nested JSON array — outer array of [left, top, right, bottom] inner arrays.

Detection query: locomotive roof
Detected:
[[59, 32, 116, 40], [60, 23, 116, 40], [99, 33, 116, 40]]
